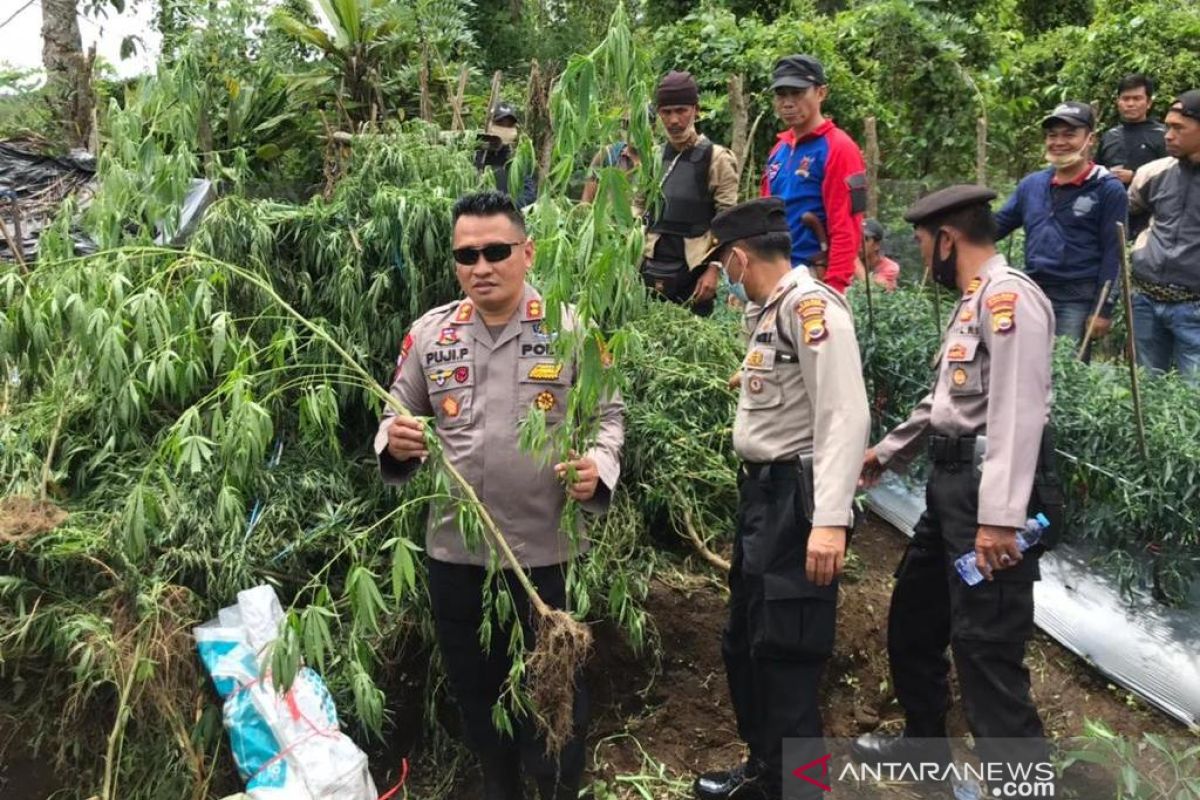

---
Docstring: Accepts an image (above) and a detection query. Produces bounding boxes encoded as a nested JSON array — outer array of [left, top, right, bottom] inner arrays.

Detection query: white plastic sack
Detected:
[[195, 585, 378, 800]]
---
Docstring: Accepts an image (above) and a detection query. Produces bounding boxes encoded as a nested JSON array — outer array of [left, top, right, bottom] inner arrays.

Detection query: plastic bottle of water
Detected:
[[955, 513, 1050, 586]]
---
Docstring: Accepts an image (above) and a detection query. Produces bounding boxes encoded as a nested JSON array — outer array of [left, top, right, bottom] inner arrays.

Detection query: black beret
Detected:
[[711, 197, 790, 246], [903, 185, 998, 226]]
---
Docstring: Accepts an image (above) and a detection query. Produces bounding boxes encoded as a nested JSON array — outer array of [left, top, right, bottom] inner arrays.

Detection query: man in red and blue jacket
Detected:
[[761, 55, 867, 294]]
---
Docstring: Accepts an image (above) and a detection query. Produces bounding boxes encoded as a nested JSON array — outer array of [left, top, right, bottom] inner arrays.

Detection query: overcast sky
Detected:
[[2, 0, 161, 82]]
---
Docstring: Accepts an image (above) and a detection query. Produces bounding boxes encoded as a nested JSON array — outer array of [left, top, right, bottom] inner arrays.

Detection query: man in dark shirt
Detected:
[[1097, 74, 1168, 186]]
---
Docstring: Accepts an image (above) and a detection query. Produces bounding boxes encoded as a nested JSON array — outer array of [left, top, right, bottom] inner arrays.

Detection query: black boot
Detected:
[[480, 749, 524, 800], [850, 731, 952, 770], [693, 759, 772, 800]]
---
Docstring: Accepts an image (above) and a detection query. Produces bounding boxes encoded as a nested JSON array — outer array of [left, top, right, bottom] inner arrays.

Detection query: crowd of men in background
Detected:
[[476, 66, 1199, 385]]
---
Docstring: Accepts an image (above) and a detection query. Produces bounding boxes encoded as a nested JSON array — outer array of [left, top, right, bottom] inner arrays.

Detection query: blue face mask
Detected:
[[728, 277, 749, 304], [723, 250, 749, 303]]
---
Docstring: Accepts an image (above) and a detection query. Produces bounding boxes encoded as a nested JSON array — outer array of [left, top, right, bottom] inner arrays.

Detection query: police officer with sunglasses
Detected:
[[374, 190, 625, 800]]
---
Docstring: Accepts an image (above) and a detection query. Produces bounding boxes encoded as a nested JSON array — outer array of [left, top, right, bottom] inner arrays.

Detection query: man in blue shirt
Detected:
[[995, 102, 1129, 352]]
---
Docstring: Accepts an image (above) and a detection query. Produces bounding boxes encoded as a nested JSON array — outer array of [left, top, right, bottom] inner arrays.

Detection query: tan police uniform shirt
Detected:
[[734, 268, 871, 528], [373, 283, 625, 567], [874, 255, 1054, 529], [642, 136, 741, 269]]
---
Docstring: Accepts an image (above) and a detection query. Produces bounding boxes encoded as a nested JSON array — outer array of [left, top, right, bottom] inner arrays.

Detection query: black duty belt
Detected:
[[928, 434, 978, 465], [740, 456, 812, 481]]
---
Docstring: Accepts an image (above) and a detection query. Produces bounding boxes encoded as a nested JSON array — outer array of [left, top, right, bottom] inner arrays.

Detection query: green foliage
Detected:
[[1015, 0, 1095, 34], [1062, 720, 1200, 798], [271, 0, 478, 129], [1055, 0, 1200, 128]]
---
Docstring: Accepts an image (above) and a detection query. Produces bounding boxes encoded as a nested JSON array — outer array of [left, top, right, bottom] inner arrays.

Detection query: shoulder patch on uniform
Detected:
[[453, 301, 475, 324], [985, 291, 1018, 334], [392, 332, 415, 382], [797, 296, 829, 344]]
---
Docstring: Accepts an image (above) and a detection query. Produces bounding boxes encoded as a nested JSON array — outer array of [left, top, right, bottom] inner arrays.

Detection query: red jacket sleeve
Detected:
[[820, 131, 866, 293]]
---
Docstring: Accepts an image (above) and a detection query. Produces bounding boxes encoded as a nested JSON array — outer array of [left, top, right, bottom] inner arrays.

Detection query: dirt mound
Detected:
[[0, 496, 67, 543]]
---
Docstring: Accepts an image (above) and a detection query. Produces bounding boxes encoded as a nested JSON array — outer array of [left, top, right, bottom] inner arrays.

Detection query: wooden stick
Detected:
[[976, 116, 987, 185], [418, 50, 432, 122], [451, 65, 469, 131], [1077, 279, 1112, 360], [865, 116, 879, 221], [729, 74, 749, 178], [1116, 223, 1148, 461], [486, 69, 503, 127]]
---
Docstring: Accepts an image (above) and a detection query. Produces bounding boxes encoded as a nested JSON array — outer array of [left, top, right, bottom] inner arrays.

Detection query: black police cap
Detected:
[[903, 185, 998, 226], [711, 197, 790, 247]]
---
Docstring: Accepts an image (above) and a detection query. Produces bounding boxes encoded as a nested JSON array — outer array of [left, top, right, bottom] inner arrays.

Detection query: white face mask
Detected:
[[1045, 136, 1092, 169]]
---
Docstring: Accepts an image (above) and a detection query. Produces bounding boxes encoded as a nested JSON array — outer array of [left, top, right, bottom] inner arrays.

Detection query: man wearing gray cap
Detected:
[[1126, 89, 1200, 385], [856, 186, 1062, 794], [641, 70, 740, 316], [474, 101, 537, 206], [994, 101, 1127, 354], [760, 54, 867, 294], [694, 198, 869, 800]]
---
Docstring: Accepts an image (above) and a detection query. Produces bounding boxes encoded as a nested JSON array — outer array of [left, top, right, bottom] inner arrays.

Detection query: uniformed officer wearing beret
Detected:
[[694, 198, 870, 800], [855, 186, 1060, 783], [375, 190, 624, 800]]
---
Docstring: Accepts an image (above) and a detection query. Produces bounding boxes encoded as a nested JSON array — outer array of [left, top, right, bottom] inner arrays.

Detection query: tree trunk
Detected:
[[41, 0, 94, 150], [729, 74, 749, 179]]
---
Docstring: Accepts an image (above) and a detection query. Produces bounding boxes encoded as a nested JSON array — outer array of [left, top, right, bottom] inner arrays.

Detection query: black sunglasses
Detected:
[[452, 240, 525, 266]]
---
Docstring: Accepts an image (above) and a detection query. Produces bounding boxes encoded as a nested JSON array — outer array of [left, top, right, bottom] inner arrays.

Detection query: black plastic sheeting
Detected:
[[0, 140, 97, 262]]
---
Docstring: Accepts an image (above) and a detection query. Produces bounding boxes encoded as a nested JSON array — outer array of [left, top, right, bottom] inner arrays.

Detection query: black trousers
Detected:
[[888, 459, 1048, 766], [427, 559, 587, 788], [722, 463, 836, 798]]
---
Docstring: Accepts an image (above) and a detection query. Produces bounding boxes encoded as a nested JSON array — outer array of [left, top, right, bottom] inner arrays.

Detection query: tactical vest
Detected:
[[648, 138, 716, 239]]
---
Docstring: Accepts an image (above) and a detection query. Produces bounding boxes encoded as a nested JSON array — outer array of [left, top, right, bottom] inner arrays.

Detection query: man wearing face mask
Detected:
[[474, 102, 538, 207], [994, 102, 1128, 352], [693, 198, 870, 800], [855, 186, 1061, 793], [641, 70, 740, 317]]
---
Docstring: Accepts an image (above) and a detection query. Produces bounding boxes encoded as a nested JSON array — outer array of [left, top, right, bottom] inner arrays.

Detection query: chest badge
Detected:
[[534, 390, 556, 412], [795, 155, 812, 179], [441, 394, 462, 418], [747, 375, 765, 394], [437, 327, 459, 346], [528, 362, 563, 381], [947, 343, 968, 361], [951, 367, 969, 387], [958, 309, 975, 323]]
